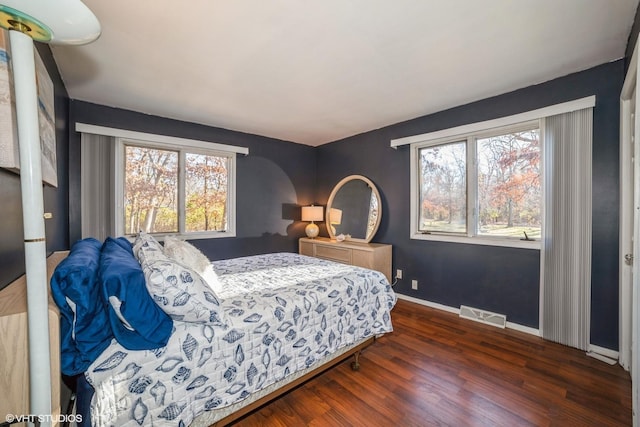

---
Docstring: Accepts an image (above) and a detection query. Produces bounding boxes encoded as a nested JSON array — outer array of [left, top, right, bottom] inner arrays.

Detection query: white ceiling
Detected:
[[51, 0, 638, 146]]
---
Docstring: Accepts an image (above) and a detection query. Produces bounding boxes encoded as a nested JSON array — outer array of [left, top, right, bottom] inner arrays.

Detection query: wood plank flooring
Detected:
[[229, 298, 632, 426]]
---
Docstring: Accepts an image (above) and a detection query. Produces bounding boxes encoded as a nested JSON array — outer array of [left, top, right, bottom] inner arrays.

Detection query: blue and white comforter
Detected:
[[87, 253, 396, 426]]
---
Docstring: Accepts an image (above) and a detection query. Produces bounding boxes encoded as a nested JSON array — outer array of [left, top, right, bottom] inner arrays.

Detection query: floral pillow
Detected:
[[134, 233, 226, 325], [142, 259, 227, 325], [132, 232, 166, 265]]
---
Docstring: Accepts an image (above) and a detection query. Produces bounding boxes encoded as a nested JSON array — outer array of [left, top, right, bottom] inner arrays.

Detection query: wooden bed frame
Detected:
[[0, 251, 374, 427]]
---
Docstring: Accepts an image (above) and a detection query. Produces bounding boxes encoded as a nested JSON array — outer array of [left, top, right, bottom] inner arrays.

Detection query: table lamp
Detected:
[[302, 205, 323, 238]]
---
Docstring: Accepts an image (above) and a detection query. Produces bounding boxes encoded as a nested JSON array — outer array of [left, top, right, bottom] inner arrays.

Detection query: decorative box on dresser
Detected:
[[299, 237, 392, 282], [0, 251, 67, 426]]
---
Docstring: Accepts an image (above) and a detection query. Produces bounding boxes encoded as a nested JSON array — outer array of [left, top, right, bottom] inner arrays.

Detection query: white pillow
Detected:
[[163, 236, 221, 292]]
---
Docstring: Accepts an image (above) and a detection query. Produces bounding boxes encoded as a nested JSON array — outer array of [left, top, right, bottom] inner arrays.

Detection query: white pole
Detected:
[[9, 29, 53, 427]]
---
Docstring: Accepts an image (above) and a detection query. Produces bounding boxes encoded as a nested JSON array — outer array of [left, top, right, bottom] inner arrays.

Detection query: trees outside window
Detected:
[[123, 143, 232, 237], [417, 124, 540, 240], [419, 141, 466, 233], [477, 129, 540, 238], [185, 153, 228, 232], [125, 146, 178, 234]]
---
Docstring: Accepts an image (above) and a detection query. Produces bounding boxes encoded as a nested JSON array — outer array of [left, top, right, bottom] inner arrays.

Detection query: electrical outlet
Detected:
[[396, 269, 403, 279], [411, 280, 418, 290]]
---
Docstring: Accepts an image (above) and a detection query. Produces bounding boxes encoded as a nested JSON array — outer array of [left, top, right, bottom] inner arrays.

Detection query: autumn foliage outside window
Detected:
[[418, 125, 541, 239], [185, 153, 228, 232], [476, 129, 540, 238], [124, 145, 229, 235], [419, 141, 467, 234]]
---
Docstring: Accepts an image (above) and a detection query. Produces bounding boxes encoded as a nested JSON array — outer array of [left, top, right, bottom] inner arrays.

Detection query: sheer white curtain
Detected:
[[541, 107, 593, 350], [80, 132, 115, 240]]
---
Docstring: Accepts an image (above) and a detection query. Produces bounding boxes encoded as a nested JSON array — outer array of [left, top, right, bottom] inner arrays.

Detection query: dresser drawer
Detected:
[[315, 244, 352, 263], [352, 249, 373, 269], [299, 238, 392, 282], [299, 241, 314, 257]]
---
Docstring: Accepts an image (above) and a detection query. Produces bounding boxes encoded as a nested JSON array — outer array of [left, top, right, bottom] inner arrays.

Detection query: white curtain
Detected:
[[541, 107, 593, 350], [80, 132, 115, 240]]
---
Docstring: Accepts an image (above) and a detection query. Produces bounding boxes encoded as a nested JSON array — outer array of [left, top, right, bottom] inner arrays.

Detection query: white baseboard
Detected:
[[588, 344, 619, 361], [396, 294, 620, 358], [586, 351, 617, 365], [396, 294, 459, 314], [506, 321, 540, 336], [395, 294, 540, 337]]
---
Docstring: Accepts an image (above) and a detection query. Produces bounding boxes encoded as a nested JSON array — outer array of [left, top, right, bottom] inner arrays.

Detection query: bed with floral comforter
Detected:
[[86, 251, 396, 426]]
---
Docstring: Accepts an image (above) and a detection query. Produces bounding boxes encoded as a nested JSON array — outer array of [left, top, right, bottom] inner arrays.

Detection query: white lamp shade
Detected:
[[302, 205, 323, 222], [329, 208, 342, 225], [0, 0, 100, 44]]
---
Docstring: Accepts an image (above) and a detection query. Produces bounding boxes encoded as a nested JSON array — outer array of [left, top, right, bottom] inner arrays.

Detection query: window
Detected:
[[124, 145, 179, 233], [391, 96, 595, 249], [413, 122, 541, 247], [476, 128, 541, 238], [116, 138, 236, 238], [78, 124, 247, 241], [418, 141, 467, 234]]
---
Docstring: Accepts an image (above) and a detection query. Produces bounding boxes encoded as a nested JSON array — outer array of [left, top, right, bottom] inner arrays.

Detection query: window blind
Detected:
[[540, 107, 593, 350]]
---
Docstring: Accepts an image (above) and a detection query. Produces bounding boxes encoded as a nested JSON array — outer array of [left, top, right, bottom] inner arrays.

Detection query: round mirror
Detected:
[[325, 175, 381, 243]]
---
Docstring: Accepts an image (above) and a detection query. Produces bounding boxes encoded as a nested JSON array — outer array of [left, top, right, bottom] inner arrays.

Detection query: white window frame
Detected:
[[394, 96, 596, 249], [114, 137, 237, 239], [76, 123, 248, 240], [409, 121, 542, 249]]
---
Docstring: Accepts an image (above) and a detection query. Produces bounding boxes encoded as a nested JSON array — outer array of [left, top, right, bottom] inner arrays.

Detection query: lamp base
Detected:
[[305, 222, 319, 239]]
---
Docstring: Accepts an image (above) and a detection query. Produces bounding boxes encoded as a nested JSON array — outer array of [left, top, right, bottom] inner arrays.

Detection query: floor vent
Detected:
[[459, 305, 507, 329]]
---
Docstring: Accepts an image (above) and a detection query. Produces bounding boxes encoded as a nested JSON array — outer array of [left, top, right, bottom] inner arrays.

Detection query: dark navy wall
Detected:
[[0, 43, 69, 291], [317, 61, 624, 350], [68, 101, 316, 260]]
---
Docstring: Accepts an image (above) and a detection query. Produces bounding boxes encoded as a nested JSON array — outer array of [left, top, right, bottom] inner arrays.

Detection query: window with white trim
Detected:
[[114, 138, 237, 239], [412, 121, 541, 247], [391, 96, 594, 249]]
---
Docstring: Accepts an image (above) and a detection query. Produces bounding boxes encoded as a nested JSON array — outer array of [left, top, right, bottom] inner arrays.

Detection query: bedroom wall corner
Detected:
[[68, 101, 317, 260], [316, 60, 624, 351]]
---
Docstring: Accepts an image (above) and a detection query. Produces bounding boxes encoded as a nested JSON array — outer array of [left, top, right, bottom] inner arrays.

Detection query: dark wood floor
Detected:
[[229, 298, 632, 426]]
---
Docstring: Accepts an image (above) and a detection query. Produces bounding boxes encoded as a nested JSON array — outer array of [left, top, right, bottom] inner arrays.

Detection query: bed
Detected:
[[50, 233, 396, 426]]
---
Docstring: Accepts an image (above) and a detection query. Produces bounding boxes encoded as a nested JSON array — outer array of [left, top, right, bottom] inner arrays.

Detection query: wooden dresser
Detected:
[[299, 237, 392, 282], [0, 252, 66, 426]]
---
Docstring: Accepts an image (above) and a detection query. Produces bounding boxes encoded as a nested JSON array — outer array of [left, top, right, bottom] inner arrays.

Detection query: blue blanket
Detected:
[[51, 238, 113, 376]]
